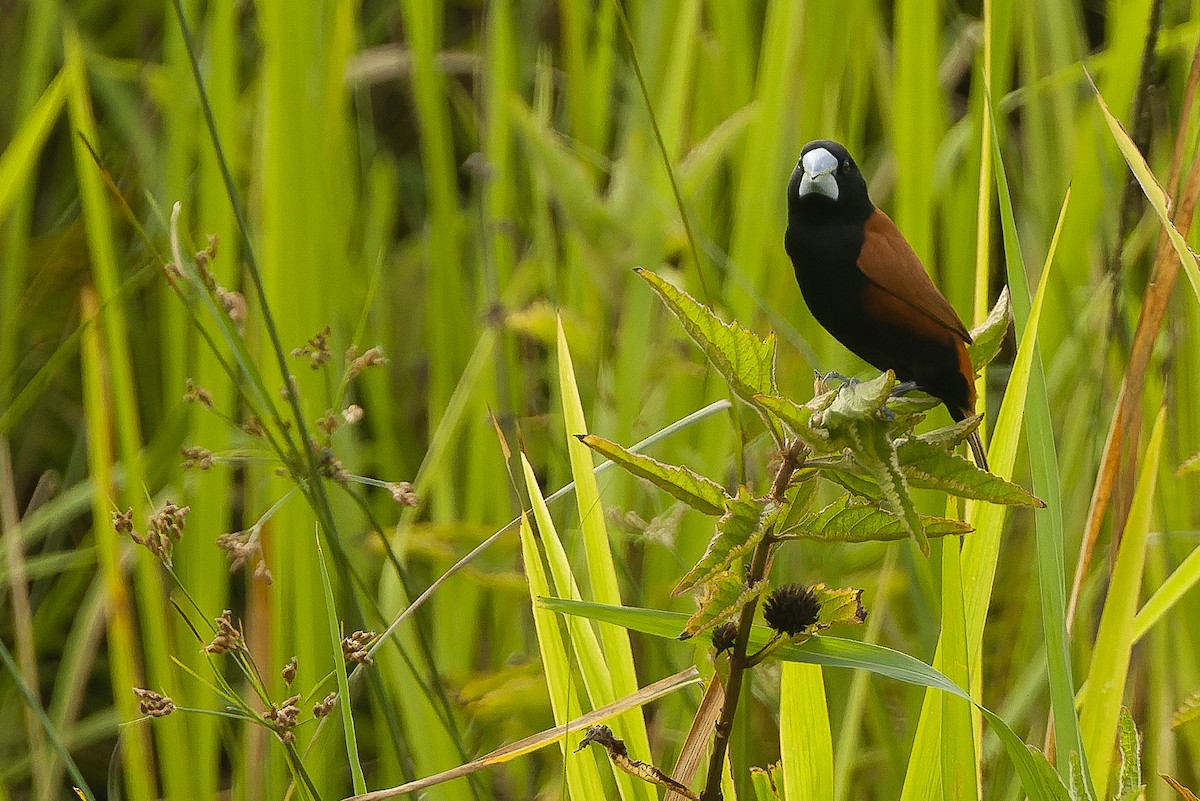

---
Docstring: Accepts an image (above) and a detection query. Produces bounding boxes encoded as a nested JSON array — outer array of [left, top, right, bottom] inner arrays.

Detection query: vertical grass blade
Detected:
[[724, 0, 805, 321], [518, 510, 608, 800], [521, 452, 647, 801], [780, 663, 834, 800], [892, 0, 946, 262], [557, 318, 656, 801], [0, 0, 60, 412], [0, 69, 66, 226], [941, 537, 979, 801], [989, 111, 1088, 791], [66, 26, 190, 799], [0, 638, 96, 801], [315, 528, 366, 794], [1078, 409, 1166, 793], [900, 189, 1067, 801], [79, 287, 155, 801]]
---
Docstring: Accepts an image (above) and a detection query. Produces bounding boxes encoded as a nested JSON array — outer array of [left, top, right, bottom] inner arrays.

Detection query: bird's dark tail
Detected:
[[966, 430, 988, 472]]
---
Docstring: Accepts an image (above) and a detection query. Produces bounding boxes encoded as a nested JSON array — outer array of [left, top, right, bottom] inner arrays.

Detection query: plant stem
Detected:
[[699, 441, 806, 800]]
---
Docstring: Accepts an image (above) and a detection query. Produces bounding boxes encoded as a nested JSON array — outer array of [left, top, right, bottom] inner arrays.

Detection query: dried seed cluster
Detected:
[[215, 528, 270, 584], [134, 688, 175, 717], [341, 630, 375, 665], [346, 345, 388, 380], [711, 622, 738, 653], [184, 378, 214, 410], [125, 502, 189, 566], [292, 326, 332, 369], [266, 695, 301, 743], [762, 584, 822, 637], [181, 446, 215, 471], [204, 610, 244, 655], [387, 481, 418, 507], [281, 656, 297, 686], [313, 692, 337, 718]]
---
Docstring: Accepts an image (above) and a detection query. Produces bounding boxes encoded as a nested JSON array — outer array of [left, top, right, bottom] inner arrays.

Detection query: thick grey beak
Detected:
[[798, 147, 839, 201]]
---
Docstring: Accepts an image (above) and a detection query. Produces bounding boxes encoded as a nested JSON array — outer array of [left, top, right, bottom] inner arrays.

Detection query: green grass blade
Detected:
[[521, 453, 644, 801], [557, 319, 656, 801], [315, 528, 366, 794], [989, 109, 1087, 789], [1078, 409, 1166, 793], [0, 69, 66, 225], [78, 288, 155, 801], [892, 0, 945, 262], [518, 513, 608, 800], [941, 536, 979, 801], [0, 638, 96, 801], [900, 187, 1069, 801], [780, 663, 834, 800], [724, 0, 805, 321], [1089, 72, 1200, 305], [1133, 542, 1200, 641]]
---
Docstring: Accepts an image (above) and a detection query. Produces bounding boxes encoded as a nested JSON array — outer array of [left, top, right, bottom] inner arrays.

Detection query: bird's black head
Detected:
[[787, 140, 874, 223]]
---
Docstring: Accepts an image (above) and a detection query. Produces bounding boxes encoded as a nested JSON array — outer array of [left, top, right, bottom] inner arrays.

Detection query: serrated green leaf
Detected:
[[637, 268, 777, 404], [811, 584, 867, 629], [968, 286, 1012, 372], [674, 489, 771, 595], [1118, 707, 1143, 799], [815, 465, 886, 503], [915, 414, 983, 450], [774, 476, 820, 535], [897, 438, 1044, 507], [679, 572, 765, 641], [752, 394, 834, 452], [576, 434, 727, 515], [885, 392, 942, 416], [1171, 686, 1200, 729], [845, 421, 926, 554], [814, 372, 896, 429], [788, 494, 971, 543]]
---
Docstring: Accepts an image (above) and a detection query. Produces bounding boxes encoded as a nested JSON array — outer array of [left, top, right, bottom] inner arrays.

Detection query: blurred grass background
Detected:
[[2, 0, 1200, 799]]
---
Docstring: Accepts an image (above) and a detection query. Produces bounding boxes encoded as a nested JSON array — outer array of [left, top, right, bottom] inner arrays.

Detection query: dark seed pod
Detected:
[[762, 584, 822, 637]]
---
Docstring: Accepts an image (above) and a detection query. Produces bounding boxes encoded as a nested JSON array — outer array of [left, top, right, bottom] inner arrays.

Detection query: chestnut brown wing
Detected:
[[857, 209, 972, 343]]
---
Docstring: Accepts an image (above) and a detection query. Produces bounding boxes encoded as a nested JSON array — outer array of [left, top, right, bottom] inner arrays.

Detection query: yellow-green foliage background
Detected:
[[2, 1, 1200, 799]]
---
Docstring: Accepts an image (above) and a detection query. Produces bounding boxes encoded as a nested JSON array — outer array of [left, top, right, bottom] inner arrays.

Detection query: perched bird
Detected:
[[784, 139, 988, 470]]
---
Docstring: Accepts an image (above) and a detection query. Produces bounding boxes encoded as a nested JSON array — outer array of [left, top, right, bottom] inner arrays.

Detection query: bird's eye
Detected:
[[840, 160, 851, 174]]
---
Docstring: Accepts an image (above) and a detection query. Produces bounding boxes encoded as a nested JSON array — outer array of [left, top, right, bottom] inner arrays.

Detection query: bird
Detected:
[[783, 139, 988, 471]]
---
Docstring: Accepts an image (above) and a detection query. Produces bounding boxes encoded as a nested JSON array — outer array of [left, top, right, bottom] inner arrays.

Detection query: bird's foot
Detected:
[[890, 381, 919, 397], [815, 370, 858, 389]]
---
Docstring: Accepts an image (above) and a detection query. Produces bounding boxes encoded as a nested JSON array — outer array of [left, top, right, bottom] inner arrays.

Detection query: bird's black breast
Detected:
[[784, 213, 870, 345]]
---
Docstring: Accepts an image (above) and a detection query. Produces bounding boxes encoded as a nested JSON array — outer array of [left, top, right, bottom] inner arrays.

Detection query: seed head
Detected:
[[313, 692, 337, 718], [711, 622, 738, 653], [134, 688, 175, 717], [762, 584, 822, 637], [342, 630, 375, 665], [204, 610, 244, 655]]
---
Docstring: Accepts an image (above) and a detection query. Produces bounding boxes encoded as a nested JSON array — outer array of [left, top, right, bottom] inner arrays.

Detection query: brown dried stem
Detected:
[[698, 441, 805, 800]]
